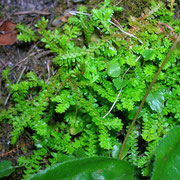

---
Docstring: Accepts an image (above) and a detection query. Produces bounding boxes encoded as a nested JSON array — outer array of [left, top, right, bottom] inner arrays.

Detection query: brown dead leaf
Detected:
[[0, 20, 17, 45], [60, 14, 72, 22]]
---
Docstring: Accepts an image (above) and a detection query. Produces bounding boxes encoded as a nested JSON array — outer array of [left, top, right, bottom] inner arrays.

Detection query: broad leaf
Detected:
[[128, 106, 145, 120], [142, 49, 155, 60], [0, 160, 15, 178], [112, 142, 130, 159], [152, 126, 180, 180], [107, 63, 121, 77], [29, 156, 134, 180], [113, 78, 129, 90], [146, 90, 165, 113]]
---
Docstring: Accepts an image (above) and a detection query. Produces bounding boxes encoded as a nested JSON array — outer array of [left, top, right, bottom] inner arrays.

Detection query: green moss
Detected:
[[113, 0, 151, 22]]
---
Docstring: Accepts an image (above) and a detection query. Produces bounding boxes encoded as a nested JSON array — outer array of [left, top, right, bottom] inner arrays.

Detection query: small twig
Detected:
[[158, 21, 174, 32], [12, 49, 43, 69], [14, 10, 50, 15], [69, 11, 143, 44], [103, 89, 123, 119], [0, 138, 46, 157], [112, 17, 124, 31], [103, 56, 141, 118], [34, 50, 51, 60], [0, 140, 34, 157], [16, 65, 27, 84], [46, 60, 51, 82], [110, 21, 143, 44], [69, 11, 91, 16], [118, 37, 180, 159], [115, 0, 122, 6], [4, 45, 43, 106], [4, 65, 27, 106], [0, 58, 5, 65], [3, 93, 11, 107]]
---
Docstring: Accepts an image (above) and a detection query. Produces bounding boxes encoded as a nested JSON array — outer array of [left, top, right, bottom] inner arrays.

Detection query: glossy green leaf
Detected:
[[112, 142, 130, 159], [128, 106, 145, 120], [0, 160, 15, 178], [107, 63, 121, 77], [142, 49, 155, 60], [113, 78, 129, 90], [146, 90, 165, 113], [29, 156, 134, 180], [74, 148, 87, 158], [152, 126, 180, 180]]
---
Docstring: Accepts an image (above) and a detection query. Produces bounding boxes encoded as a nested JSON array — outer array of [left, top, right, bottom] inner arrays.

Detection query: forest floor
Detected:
[[0, 1, 101, 179], [0, 0, 179, 179]]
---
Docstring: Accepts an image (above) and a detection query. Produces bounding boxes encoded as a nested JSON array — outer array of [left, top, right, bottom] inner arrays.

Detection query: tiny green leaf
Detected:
[[113, 78, 129, 90], [142, 49, 155, 60], [152, 126, 180, 180], [0, 160, 15, 178], [146, 90, 165, 113], [107, 63, 121, 77], [69, 126, 82, 135]]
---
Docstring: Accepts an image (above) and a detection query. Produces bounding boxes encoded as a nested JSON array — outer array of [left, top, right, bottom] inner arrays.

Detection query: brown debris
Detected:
[[0, 20, 17, 45]]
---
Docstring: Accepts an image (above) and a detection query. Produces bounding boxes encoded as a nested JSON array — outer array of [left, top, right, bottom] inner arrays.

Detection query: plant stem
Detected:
[[119, 37, 180, 159]]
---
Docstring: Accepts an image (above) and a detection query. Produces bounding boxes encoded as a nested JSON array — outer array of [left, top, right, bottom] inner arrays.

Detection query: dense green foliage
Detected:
[[0, 0, 179, 179], [27, 126, 180, 180], [1, 126, 179, 179]]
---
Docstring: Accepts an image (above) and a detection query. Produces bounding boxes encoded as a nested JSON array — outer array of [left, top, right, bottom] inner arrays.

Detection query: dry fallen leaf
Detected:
[[0, 20, 17, 45], [60, 13, 72, 22]]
